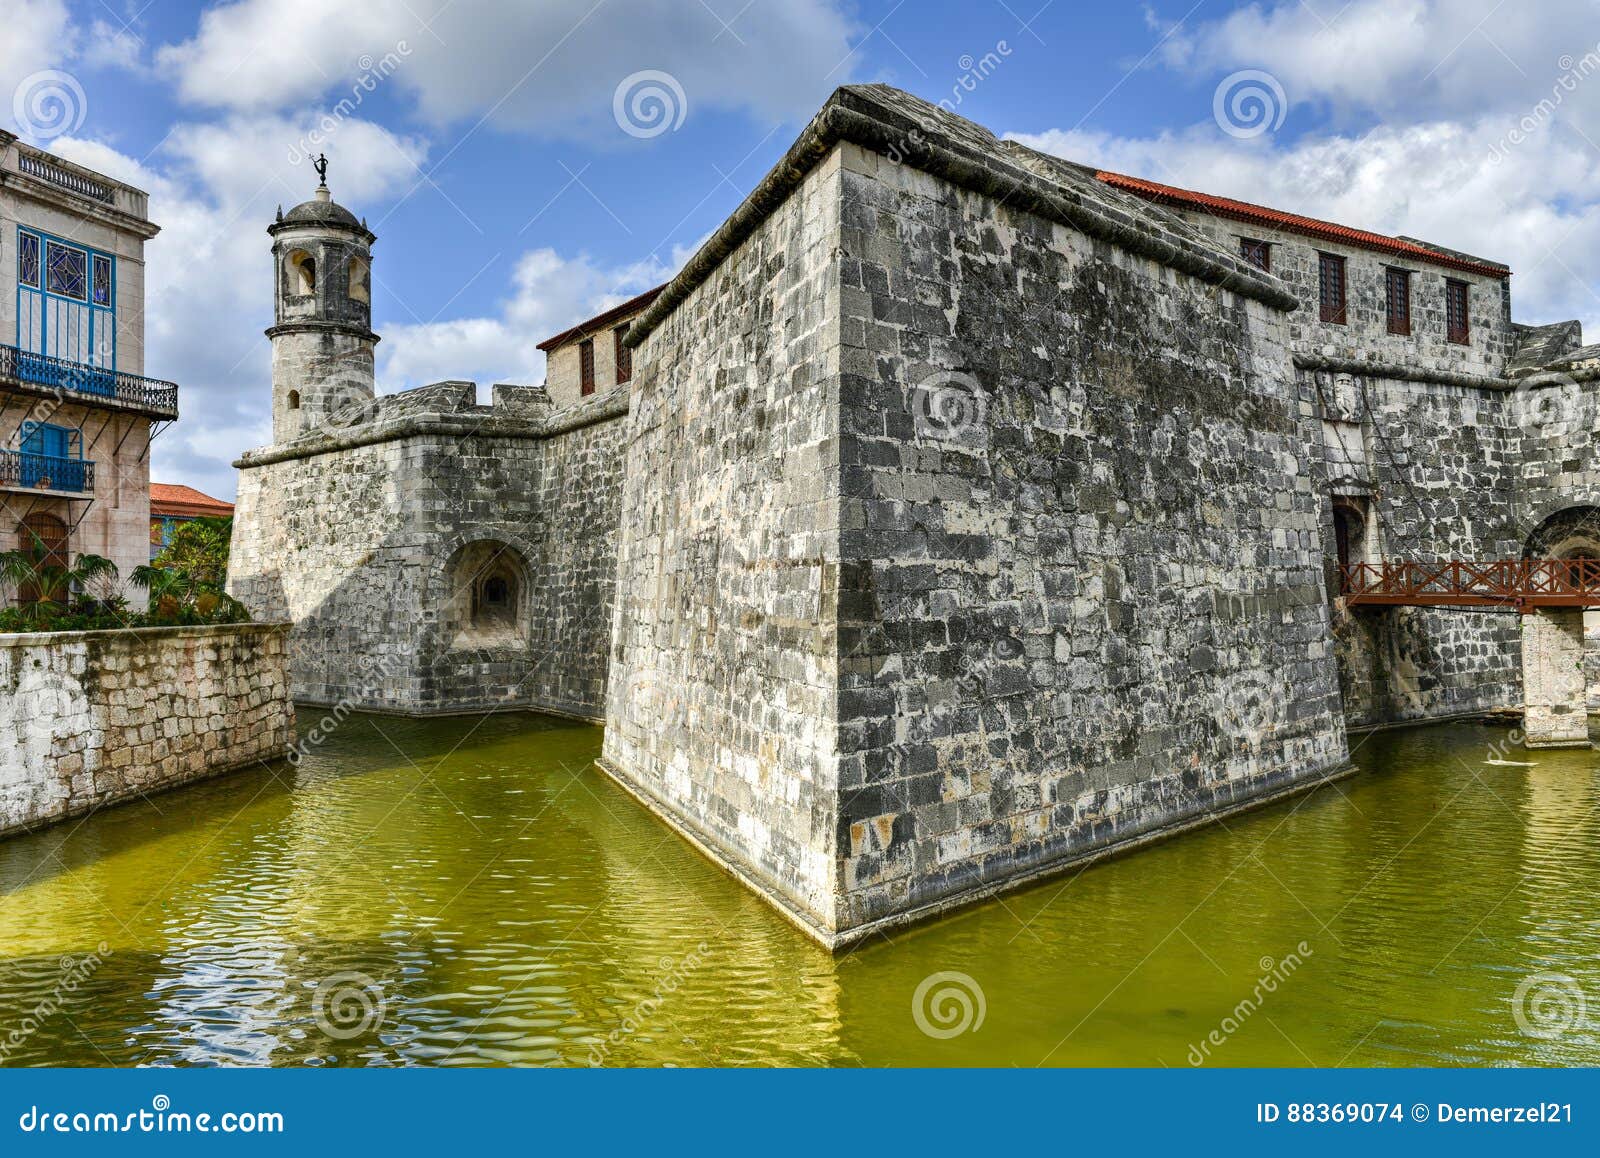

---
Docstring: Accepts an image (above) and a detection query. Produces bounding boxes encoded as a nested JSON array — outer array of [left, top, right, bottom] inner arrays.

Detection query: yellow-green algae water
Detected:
[[1, 709, 1597, 1067]]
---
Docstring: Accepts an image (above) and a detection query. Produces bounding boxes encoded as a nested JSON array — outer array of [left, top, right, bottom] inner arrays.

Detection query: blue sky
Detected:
[[8, 0, 1600, 498]]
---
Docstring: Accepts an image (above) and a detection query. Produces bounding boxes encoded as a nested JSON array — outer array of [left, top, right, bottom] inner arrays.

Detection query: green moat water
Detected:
[[1, 710, 1598, 1066]]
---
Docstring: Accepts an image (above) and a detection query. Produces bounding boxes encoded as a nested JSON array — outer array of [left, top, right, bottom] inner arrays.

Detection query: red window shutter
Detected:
[[579, 338, 595, 396], [1239, 238, 1270, 272], [614, 325, 632, 384], [1446, 280, 1470, 344], [1319, 253, 1346, 325], [1385, 268, 1410, 336]]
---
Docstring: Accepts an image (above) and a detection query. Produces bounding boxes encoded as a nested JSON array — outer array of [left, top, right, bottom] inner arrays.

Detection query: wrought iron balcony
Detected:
[[0, 343, 178, 418], [0, 449, 95, 494]]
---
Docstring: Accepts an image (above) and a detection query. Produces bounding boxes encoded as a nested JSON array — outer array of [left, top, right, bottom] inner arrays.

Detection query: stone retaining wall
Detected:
[[0, 623, 293, 837]]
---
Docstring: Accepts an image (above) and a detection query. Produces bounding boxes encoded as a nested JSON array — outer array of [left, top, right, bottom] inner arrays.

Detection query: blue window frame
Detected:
[[18, 232, 40, 287], [21, 422, 81, 459], [15, 227, 116, 373]]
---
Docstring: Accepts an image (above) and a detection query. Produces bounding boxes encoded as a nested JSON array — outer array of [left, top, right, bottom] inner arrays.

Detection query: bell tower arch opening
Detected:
[[266, 160, 379, 445]]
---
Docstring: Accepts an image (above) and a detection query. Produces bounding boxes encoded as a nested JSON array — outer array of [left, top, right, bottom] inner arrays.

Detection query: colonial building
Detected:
[[150, 482, 234, 559], [229, 85, 1600, 948], [0, 131, 177, 597]]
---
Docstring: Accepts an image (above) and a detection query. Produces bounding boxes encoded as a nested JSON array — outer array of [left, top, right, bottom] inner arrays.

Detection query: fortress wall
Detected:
[[1317, 372, 1522, 727], [230, 404, 628, 719], [830, 143, 1352, 932], [600, 149, 846, 932]]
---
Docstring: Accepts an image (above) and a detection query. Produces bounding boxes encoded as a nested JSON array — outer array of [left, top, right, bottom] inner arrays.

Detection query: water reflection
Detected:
[[0, 710, 1596, 1066]]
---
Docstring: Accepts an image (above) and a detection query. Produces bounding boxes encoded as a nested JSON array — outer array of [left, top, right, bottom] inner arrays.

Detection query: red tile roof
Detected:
[[1095, 171, 1510, 280], [536, 285, 666, 353], [151, 483, 234, 519]]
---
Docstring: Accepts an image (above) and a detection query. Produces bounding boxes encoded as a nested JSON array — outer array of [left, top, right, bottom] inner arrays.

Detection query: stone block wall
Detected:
[[230, 392, 627, 719], [829, 143, 1351, 931], [0, 623, 292, 837], [601, 149, 845, 932]]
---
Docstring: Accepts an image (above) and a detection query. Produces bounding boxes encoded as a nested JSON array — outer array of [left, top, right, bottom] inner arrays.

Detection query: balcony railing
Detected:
[[0, 450, 95, 494], [0, 343, 178, 417], [16, 152, 114, 203]]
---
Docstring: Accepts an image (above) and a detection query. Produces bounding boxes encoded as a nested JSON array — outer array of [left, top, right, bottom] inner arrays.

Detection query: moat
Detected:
[[1, 709, 1597, 1067]]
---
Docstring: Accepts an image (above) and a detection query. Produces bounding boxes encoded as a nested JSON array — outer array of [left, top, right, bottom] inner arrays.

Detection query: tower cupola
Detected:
[[266, 156, 377, 443]]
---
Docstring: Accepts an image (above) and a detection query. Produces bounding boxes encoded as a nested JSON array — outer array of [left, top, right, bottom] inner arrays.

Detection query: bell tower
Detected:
[[266, 156, 378, 443]]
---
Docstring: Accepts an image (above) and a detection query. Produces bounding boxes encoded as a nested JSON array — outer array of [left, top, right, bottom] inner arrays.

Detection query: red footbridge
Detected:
[[1339, 559, 1600, 611]]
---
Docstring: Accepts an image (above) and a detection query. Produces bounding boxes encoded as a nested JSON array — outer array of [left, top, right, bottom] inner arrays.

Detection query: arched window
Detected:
[[348, 256, 370, 304], [287, 389, 301, 410], [286, 250, 316, 295], [16, 513, 68, 603]]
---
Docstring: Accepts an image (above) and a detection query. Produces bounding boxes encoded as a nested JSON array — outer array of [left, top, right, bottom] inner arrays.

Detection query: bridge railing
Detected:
[[1340, 559, 1600, 609]]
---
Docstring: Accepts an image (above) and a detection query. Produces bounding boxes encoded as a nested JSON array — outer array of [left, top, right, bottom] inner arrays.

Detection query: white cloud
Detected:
[[81, 20, 146, 74], [49, 114, 428, 500], [1159, 0, 1600, 126], [378, 239, 702, 391], [0, 0, 75, 127], [158, 0, 858, 137], [1009, 118, 1600, 337]]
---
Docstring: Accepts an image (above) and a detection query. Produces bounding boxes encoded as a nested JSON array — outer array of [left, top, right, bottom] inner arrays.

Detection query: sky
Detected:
[[7, 0, 1600, 500]]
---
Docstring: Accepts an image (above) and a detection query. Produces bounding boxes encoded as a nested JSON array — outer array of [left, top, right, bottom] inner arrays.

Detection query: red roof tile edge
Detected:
[[1095, 171, 1510, 280], [536, 285, 666, 353]]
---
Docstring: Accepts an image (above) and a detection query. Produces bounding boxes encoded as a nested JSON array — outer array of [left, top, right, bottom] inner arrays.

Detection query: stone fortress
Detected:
[[228, 85, 1600, 948]]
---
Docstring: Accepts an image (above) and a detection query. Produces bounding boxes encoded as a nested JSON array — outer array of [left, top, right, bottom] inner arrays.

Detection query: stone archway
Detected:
[[1522, 507, 1600, 741], [440, 539, 530, 649]]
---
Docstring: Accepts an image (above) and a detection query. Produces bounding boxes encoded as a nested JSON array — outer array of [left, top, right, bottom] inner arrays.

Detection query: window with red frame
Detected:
[[614, 325, 631, 384], [1446, 280, 1469, 344], [1318, 253, 1347, 324], [1239, 238, 1270, 272], [579, 338, 595, 396], [1385, 267, 1411, 336]]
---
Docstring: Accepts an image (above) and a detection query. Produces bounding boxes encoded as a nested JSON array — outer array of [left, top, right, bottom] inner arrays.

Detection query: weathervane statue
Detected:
[[313, 152, 329, 188]]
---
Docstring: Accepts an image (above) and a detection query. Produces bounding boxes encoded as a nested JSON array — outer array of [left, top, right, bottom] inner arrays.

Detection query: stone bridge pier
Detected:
[[1522, 608, 1592, 748]]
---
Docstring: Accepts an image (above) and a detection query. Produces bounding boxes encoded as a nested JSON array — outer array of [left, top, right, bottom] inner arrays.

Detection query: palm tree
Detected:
[[0, 542, 120, 628]]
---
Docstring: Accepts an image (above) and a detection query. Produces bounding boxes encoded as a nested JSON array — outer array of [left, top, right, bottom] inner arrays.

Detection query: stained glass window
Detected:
[[92, 255, 112, 306], [46, 242, 87, 301], [19, 232, 40, 287]]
